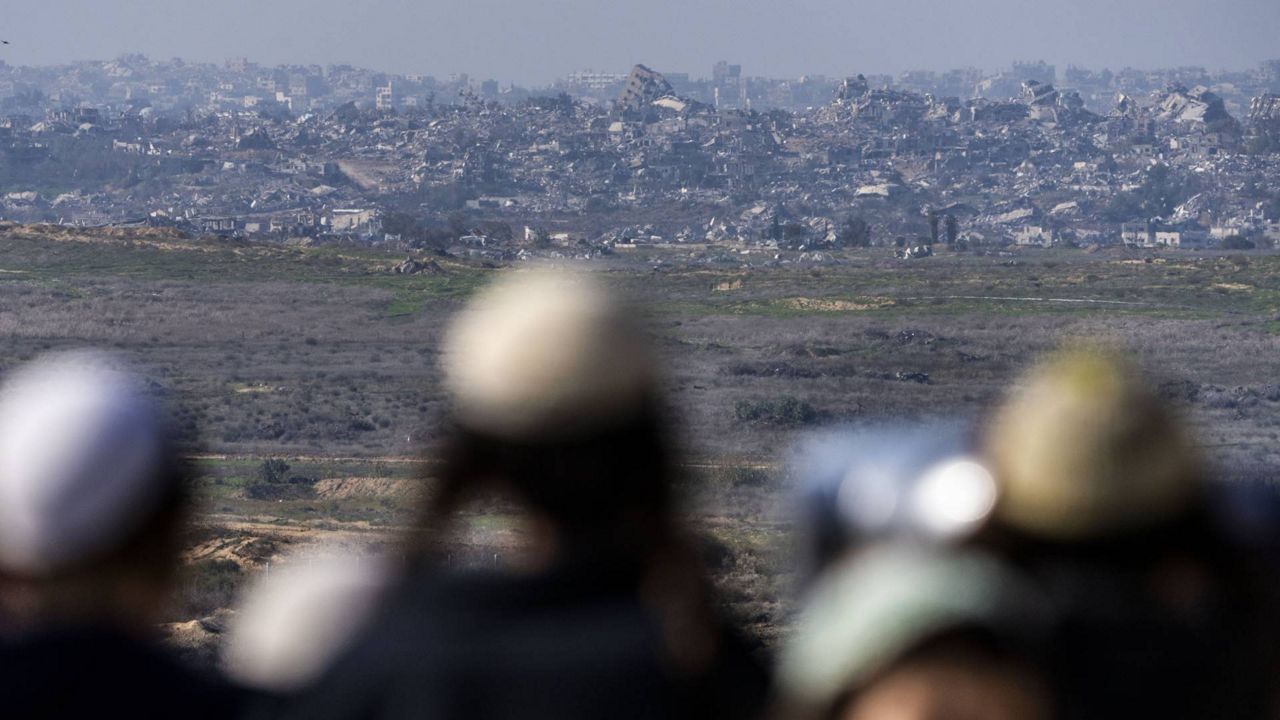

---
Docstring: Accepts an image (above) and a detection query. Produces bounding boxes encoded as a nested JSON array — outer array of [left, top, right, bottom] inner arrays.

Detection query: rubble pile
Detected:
[[0, 54, 1277, 256]]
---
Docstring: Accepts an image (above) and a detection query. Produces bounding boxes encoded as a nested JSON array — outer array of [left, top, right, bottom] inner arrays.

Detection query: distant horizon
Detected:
[[3, 52, 1278, 89], [8, 0, 1280, 87]]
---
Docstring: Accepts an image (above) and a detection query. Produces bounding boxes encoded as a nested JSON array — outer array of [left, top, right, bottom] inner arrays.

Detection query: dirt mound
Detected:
[[186, 533, 291, 570], [391, 257, 446, 275], [0, 222, 189, 243], [163, 608, 235, 668], [781, 296, 893, 312], [314, 477, 422, 500], [98, 225, 190, 240]]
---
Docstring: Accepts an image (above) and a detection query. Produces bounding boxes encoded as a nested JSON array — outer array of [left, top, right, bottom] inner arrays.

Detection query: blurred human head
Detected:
[[0, 351, 188, 630], [443, 266, 656, 444], [777, 546, 1049, 720], [431, 266, 674, 556], [223, 548, 392, 693], [983, 344, 1199, 541], [982, 347, 1274, 720]]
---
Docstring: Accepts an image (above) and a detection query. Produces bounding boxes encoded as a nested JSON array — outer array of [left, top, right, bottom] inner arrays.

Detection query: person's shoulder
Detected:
[[689, 622, 772, 720], [0, 628, 251, 719]]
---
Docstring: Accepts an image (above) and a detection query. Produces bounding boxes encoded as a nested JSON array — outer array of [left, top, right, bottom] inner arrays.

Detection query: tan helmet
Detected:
[[442, 266, 655, 442], [984, 345, 1198, 540]]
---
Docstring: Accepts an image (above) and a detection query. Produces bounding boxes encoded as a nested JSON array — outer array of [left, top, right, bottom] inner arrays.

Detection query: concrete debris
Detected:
[[1152, 85, 1235, 127], [896, 245, 933, 260], [893, 371, 932, 383], [391, 257, 444, 275], [0, 54, 1276, 256]]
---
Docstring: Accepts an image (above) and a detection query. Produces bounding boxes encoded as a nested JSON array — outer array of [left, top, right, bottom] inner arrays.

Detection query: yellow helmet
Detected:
[[984, 345, 1199, 540]]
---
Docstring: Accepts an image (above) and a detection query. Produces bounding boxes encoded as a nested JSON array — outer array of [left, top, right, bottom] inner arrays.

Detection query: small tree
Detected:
[[1221, 234, 1255, 250], [479, 221, 513, 242], [525, 226, 551, 248], [945, 214, 959, 245], [383, 212, 425, 244], [783, 223, 808, 244], [734, 396, 819, 428], [258, 458, 291, 485], [1265, 195, 1280, 223], [837, 216, 871, 247], [446, 213, 468, 239]]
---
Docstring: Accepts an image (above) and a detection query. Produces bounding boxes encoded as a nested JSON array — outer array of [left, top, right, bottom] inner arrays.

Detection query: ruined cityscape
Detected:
[[8, 44, 1280, 688], [4, 55, 1280, 258]]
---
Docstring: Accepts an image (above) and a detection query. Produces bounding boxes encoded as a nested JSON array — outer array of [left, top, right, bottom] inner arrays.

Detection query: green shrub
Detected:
[[1222, 234, 1255, 250], [178, 558, 244, 617], [258, 458, 290, 484], [244, 458, 316, 500], [734, 396, 818, 427]]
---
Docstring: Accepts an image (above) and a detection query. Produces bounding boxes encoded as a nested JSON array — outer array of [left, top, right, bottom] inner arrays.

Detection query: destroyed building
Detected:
[[0, 54, 1278, 257], [1152, 85, 1237, 128], [1249, 94, 1280, 145], [617, 65, 675, 113]]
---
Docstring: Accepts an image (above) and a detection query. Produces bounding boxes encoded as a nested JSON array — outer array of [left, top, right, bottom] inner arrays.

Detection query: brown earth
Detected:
[[185, 533, 293, 571], [314, 477, 424, 501]]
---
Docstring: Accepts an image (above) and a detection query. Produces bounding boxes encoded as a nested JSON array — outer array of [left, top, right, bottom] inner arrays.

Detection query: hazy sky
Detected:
[[7, 0, 1280, 85]]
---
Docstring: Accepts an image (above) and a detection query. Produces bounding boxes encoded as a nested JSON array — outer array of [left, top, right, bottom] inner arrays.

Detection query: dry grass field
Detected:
[[4, 223, 1280, 662]]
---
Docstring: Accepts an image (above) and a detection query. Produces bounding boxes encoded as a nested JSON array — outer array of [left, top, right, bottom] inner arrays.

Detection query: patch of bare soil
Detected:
[[781, 296, 893, 311], [163, 608, 235, 668], [314, 477, 424, 501], [186, 533, 292, 570], [0, 222, 190, 243]]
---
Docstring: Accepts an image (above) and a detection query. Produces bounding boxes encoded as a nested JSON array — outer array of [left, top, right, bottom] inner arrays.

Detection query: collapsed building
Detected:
[[1249, 94, 1280, 144], [1152, 85, 1237, 129], [2, 54, 1279, 256], [617, 65, 675, 113], [1020, 81, 1094, 124]]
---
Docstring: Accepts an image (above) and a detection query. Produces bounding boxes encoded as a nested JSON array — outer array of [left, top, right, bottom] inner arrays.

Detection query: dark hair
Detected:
[[973, 494, 1219, 570], [414, 398, 739, 679], [92, 441, 193, 581], [419, 395, 679, 562]]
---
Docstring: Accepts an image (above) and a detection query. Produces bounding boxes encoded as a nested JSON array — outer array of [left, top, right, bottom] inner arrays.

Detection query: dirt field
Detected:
[[4, 225, 1280, 664]]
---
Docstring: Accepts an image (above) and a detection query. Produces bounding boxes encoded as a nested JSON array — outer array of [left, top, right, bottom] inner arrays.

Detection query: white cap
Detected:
[[223, 549, 392, 692], [0, 351, 167, 575], [443, 267, 654, 441]]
